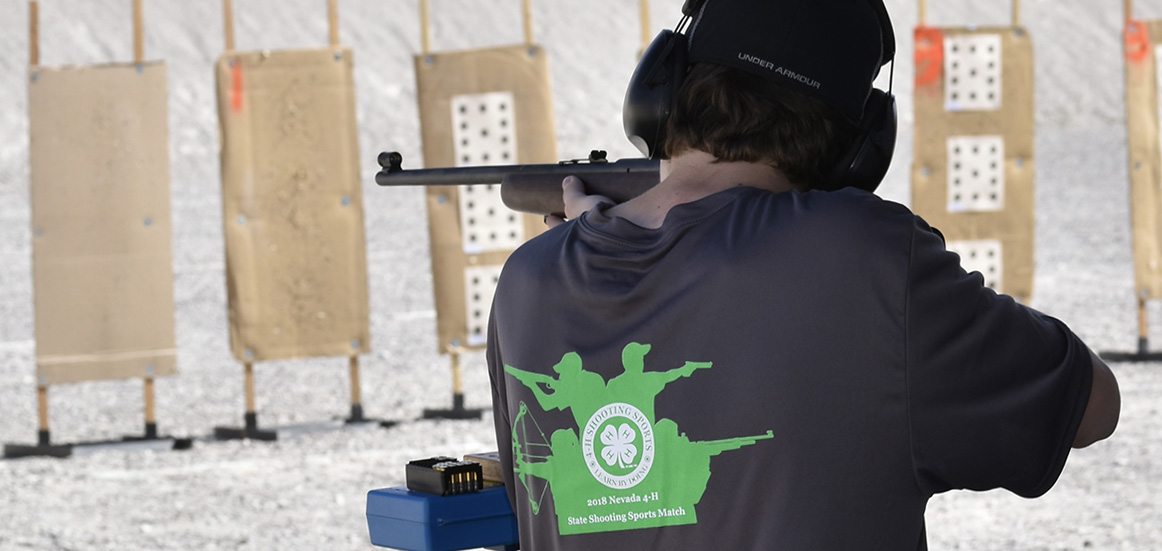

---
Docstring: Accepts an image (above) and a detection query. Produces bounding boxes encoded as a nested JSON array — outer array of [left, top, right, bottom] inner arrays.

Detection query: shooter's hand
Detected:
[[545, 175, 614, 228]]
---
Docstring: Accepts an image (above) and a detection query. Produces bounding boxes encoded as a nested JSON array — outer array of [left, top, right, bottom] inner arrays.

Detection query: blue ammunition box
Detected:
[[366, 486, 519, 551]]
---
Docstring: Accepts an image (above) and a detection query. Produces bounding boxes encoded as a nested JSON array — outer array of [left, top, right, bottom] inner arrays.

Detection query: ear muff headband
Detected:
[[869, 0, 895, 66]]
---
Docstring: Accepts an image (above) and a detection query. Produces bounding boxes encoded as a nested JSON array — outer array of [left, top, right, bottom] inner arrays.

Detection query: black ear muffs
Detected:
[[622, 29, 689, 160], [821, 88, 897, 193]]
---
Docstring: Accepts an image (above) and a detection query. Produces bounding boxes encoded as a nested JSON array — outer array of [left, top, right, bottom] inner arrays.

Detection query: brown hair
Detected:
[[663, 63, 859, 190]]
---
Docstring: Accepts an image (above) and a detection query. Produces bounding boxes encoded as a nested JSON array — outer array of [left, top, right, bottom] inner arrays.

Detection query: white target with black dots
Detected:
[[944, 33, 1002, 111], [946, 135, 1005, 212], [451, 91, 524, 253], [463, 264, 504, 347], [947, 239, 1003, 292]]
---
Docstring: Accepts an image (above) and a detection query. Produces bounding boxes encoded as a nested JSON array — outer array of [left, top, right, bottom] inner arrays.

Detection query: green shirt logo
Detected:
[[506, 342, 773, 536], [583, 402, 654, 489]]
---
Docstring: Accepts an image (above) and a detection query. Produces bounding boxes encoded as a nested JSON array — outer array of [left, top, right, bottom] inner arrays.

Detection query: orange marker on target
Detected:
[[914, 26, 944, 89], [231, 60, 244, 112], [1125, 20, 1150, 65]]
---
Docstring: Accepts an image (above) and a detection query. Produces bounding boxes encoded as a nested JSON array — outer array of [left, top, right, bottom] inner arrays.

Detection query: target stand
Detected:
[[1100, 3, 1162, 362], [412, 0, 556, 420], [212, 0, 392, 440], [423, 348, 484, 420], [5, 1, 191, 459]]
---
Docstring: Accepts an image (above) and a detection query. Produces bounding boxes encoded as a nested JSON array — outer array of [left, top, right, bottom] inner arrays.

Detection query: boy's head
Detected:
[[684, 0, 893, 124], [625, 0, 895, 190], [662, 63, 858, 189]]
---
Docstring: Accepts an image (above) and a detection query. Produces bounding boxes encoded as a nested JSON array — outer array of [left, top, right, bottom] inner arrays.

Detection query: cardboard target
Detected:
[[416, 44, 556, 353], [913, 26, 1035, 302], [29, 62, 178, 385], [216, 48, 370, 362]]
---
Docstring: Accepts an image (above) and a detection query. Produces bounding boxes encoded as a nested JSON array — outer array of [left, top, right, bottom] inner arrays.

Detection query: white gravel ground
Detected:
[[0, 0, 1160, 549]]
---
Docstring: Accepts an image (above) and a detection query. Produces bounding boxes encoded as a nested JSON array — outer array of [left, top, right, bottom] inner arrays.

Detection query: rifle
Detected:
[[375, 151, 660, 216]]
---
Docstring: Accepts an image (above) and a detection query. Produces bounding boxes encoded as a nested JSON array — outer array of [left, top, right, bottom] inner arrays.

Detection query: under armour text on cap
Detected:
[[686, 0, 891, 123]]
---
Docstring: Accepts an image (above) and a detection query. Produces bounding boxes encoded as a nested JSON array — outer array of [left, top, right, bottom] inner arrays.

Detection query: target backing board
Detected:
[[29, 62, 177, 385], [1124, 20, 1162, 299], [912, 26, 1035, 302], [216, 48, 370, 362], [415, 44, 555, 352]]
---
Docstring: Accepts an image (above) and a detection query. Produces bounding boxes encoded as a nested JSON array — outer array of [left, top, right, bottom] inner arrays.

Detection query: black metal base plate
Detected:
[[4, 434, 192, 459], [422, 407, 484, 420], [3, 443, 73, 459], [118, 434, 195, 449], [213, 426, 278, 441], [343, 417, 399, 429], [343, 404, 398, 428]]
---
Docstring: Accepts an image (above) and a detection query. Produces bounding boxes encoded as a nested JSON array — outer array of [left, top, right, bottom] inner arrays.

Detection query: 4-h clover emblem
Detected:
[[601, 423, 638, 468], [582, 402, 655, 489]]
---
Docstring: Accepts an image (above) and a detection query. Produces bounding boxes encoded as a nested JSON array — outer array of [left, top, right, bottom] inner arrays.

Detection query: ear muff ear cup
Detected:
[[824, 0, 896, 192], [822, 89, 897, 193], [622, 29, 689, 159]]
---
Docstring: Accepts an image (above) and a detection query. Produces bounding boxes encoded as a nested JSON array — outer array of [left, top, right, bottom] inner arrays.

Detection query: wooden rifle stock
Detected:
[[375, 151, 660, 216]]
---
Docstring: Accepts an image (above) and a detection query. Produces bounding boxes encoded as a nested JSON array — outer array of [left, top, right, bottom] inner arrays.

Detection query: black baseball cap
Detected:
[[685, 0, 894, 122]]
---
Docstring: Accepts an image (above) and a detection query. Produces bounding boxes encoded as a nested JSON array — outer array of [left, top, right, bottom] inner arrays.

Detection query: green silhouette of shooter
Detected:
[[507, 343, 710, 430], [505, 343, 773, 536], [607, 343, 711, 423]]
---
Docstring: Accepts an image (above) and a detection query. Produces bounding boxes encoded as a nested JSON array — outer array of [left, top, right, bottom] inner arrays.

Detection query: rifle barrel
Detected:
[[375, 151, 657, 187], [374, 151, 660, 215]]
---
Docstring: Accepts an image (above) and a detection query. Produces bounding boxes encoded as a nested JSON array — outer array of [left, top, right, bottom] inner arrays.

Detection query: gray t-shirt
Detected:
[[487, 186, 1091, 550]]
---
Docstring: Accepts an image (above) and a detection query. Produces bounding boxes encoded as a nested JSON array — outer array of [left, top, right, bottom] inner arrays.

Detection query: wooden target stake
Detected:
[[1139, 296, 1150, 355], [1129, 0, 1145, 355], [243, 362, 257, 421], [131, 0, 160, 439], [419, 0, 431, 54], [521, 0, 533, 45], [133, 0, 144, 64], [32, 1, 49, 449], [451, 352, 464, 404], [638, 0, 651, 58], [216, 362, 275, 440], [325, 1, 388, 428], [344, 354, 393, 427], [37, 386, 50, 446], [335, 4, 381, 427], [29, 0, 39, 67], [328, 0, 339, 47], [143, 377, 158, 438], [223, 0, 236, 52], [345, 355, 369, 423], [423, 345, 483, 419]]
